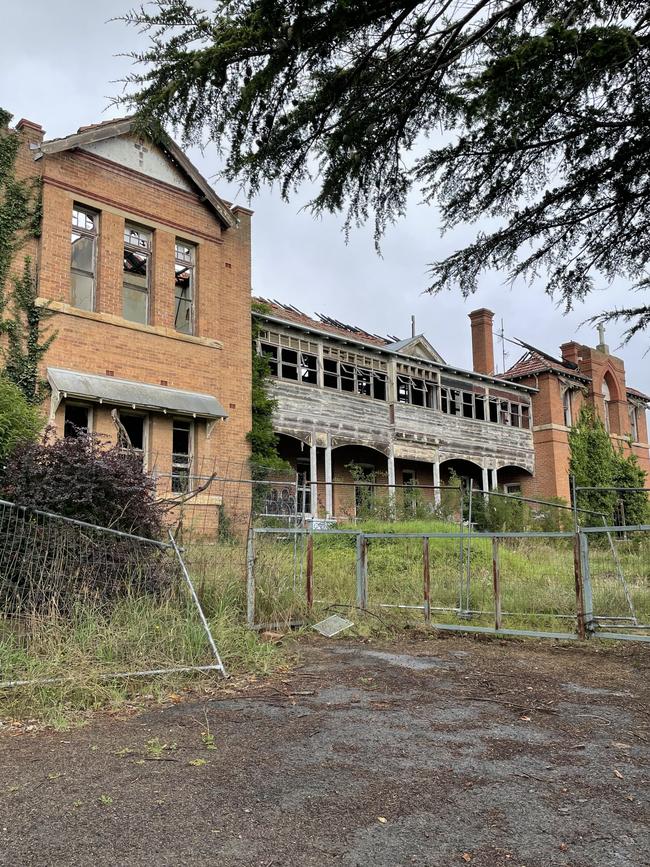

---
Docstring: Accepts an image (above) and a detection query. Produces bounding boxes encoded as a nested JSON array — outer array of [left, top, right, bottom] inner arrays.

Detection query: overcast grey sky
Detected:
[[2, 0, 648, 392]]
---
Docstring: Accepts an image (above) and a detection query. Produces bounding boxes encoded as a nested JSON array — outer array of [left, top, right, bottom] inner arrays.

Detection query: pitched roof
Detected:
[[34, 117, 236, 229], [502, 349, 590, 382], [253, 297, 392, 347]]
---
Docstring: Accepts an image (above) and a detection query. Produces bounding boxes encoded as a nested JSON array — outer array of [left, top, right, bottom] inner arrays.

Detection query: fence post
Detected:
[[574, 531, 594, 639], [423, 537, 431, 624], [492, 536, 502, 630], [355, 532, 368, 609], [246, 527, 255, 629], [580, 532, 595, 635], [306, 532, 314, 612]]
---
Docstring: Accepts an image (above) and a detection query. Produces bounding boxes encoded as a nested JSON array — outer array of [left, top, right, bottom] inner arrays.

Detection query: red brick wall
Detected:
[[8, 123, 252, 514]]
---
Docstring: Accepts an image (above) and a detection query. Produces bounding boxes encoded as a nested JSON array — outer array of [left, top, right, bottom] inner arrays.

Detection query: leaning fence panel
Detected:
[[0, 500, 227, 689], [584, 527, 650, 635]]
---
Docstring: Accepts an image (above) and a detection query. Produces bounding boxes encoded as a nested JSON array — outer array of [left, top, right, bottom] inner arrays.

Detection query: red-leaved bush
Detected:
[[2, 430, 164, 539]]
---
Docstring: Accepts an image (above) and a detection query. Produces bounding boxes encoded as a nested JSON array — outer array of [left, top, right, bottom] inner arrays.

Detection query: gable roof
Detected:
[[34, 117, 236, 229], [503, 349, 590, 382], [384, 334, 445, 363]]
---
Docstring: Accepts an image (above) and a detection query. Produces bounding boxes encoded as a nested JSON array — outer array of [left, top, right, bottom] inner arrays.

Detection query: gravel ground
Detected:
[[0, 635, 648, 867]]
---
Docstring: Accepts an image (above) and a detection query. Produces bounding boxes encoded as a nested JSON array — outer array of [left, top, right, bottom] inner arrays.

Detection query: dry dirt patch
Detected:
[[0, 635, 648, 866]]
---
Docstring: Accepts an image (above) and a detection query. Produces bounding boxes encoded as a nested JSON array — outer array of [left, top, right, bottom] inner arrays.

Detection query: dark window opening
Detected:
[[521, 405, 530, 429], [300, 352, 318, 385], [261, 343, 278, 376], [500, 401, 510, 424], [397, 375, 410, 404], [323, 358, 338, 389], [172, 419, 192, 493], [64, 404, 89, 438], [340, 363, 355, 392], [489, 399, 499, 423], [441, 387, 448, 414], [373, 373, 387, 401], [475, 396, 485, 421], [426, 383, 438, 409], [281, 348, 298, 380], [411, 378, 425, 407], [462, 392, 474, 418], [510, 404, 520, 427], [448, 389, 459, 415], [357, 368, 372, 396], [119, 413, 145, 453]]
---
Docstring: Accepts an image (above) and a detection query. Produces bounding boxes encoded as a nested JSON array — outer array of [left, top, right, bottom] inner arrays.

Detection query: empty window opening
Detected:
[[261, 343, 278, 376], [174, 241, 194, 335], [280, 348, 299, 380], [373, 372, 387, 401], [475, 396, 486, 421], [300, 352, 318, 385], [323, 358, 338, 389], [123, 224, 152, 324], [71, 206, 97, 311], [510, 404, 520, 427], [64, 404, 90, 438], [462, 392, 474, 419], [521, 405, 530, 429], [118, 412, 146, 463], [340, 363, 356, 392], [172, 419, 193, 493], [489, 398, 499, 423]]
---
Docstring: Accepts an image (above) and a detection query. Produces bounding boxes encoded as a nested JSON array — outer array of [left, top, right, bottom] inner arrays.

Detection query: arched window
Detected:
[[602, 378, 611, 432]]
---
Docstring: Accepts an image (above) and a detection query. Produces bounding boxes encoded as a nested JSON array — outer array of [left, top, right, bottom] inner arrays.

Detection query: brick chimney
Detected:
[[15, 118, 44, 144], [469, 308, 495, 375], [560, 341, 581, 367]]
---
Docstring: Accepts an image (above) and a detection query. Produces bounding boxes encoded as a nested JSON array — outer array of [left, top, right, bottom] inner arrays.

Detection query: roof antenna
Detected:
[[411, 314, 416, 338], [496, 318, 508, 374]]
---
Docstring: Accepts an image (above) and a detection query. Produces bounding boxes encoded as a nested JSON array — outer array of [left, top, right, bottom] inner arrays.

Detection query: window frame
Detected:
[[70, 205, 98, 311], [63, 402, 93, 438], [174, 240, 195, 335], [122, 223, 153, 325], [171, 418, 194, 493], [117, 410, 148, 467]]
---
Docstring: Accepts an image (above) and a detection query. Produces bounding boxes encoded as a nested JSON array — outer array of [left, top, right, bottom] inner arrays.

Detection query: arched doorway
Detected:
[[332, 443, 389, 519]]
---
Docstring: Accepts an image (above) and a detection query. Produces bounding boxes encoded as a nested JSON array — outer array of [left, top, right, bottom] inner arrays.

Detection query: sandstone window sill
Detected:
[[36, 298, 223, 350]]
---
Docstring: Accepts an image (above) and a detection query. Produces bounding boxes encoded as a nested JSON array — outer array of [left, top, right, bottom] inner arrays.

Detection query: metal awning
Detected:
[[47, 368, 228, 420]]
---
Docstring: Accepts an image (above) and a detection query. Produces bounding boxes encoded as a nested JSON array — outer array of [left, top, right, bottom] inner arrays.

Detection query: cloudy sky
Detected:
[[2, 0, 648, 392]]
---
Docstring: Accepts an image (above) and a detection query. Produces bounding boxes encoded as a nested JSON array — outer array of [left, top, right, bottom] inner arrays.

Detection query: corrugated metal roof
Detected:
[[47, 368, 227, 419]]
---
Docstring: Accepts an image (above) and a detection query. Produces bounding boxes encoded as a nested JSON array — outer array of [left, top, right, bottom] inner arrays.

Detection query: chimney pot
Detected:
[[469, 308, 495, 375]]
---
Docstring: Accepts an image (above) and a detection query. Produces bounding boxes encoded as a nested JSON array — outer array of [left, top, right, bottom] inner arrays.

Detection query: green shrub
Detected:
[[0, 375, 41, 464]]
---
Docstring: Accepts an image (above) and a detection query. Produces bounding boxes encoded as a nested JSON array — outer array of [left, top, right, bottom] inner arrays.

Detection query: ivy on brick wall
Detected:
[[247, 301, 288, 477], [569, 405, 648, 525], [0, 108, 53, 403]]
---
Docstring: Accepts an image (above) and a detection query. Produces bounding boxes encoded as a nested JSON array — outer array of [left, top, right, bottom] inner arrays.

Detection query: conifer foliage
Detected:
[[122, 2, 650, 336]]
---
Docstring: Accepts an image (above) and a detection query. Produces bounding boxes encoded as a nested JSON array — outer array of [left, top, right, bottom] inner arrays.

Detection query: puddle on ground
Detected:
[[332, 646, 446, 671]]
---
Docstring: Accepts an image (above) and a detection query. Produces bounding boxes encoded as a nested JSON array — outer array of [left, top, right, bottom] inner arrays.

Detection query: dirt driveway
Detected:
[[1, 636, 648, 866]]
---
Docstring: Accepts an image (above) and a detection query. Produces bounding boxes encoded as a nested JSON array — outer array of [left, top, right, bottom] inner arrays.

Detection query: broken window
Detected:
[[426, 383, 438, 410], [462, 392, 474, 419], [123, 224, 152, 324], [280, 348, 299, 380], [71, 206, 97, 311], [373, 372, 387, 401], [323, 358, 338, 389], [521, 405, 530, 430], [260, 343, 278, 376], [500, 401, 510, 424], [172, 419, 193, 493], [440, 387, 449, 414], [510, 403, 521, 427], [64, 403, 90, 438], [299, 352, 318, 385], [118, 412, 146, 464], [489, 398, 499, 423], [397, 375, 410, 403], [340, 363, 355, 392], [448, 389, 459, 415], [474, 396, 486, 421], [174, 241, 194, 334]]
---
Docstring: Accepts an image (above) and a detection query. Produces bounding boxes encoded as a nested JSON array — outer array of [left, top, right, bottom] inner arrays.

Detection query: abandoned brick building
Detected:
[[254, 301, 649, 518], [7, 115, 252, 513]]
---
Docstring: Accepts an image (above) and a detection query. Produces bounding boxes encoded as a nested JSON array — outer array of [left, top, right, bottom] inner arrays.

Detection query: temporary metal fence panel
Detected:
[[581, 525, 650, 637], [0, 499, 228, 690]]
